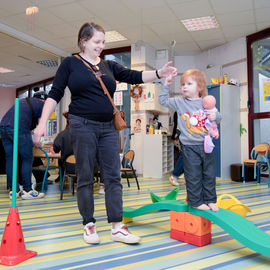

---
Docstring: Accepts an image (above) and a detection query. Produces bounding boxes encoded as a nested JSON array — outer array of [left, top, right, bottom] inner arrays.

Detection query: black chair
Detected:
[[32, 147, 62, 197], [61, 154, 76, 200], [121, 150, 140, 190]]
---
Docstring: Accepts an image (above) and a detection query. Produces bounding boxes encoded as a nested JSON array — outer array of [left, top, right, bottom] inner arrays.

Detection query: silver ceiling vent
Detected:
[[36, 59, 58, 68]]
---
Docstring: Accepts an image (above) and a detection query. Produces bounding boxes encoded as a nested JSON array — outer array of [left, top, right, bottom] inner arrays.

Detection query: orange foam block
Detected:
[[170, 229, 211, 247], [170, 211, 211, 236]]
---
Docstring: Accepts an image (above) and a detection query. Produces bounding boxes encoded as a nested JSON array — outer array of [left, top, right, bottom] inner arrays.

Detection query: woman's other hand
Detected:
[[159, 61, 178, 78]]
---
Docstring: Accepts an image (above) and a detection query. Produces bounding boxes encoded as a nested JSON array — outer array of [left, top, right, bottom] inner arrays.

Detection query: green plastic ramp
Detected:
[[123, 200, 188, 218], [189, 207, 270, 257]]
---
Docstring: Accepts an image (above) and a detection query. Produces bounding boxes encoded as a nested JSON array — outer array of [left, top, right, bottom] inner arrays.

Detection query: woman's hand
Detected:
[[142, 62, 177, 83], [33, 122, 47, 147], [159, 61, 178, 78], [32, 97, 57, 146]]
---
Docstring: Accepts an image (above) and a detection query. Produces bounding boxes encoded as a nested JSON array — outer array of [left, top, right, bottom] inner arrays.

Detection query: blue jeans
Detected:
[[172, 130, 184, 177], [0, 126, 33, 192], [172, 150, 184, 177], [69, 115, 122, 225]]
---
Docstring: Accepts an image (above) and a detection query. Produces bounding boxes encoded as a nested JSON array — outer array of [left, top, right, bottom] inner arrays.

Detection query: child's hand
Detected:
[[165, 74, 174, 86], [207, 111, 216, 121], [198, 114, 206, 121]]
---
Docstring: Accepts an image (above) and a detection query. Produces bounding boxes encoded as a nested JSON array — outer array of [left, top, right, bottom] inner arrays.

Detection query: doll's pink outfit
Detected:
[[202, 96, 219, 153]]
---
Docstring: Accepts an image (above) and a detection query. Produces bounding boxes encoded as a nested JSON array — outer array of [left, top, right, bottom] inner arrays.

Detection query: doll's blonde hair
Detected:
[[180, 69, 207, 97]]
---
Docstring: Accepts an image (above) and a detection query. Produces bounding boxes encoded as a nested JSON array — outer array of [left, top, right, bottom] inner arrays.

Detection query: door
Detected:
[[247, 28, 270, 154]]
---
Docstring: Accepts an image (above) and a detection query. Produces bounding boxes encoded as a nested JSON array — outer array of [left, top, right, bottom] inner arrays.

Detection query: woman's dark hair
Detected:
[[78, 22, 105, 51]]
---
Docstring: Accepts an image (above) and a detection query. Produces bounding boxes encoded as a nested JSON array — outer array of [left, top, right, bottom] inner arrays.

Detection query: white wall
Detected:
[[174, 38, 249, 161], [174, 55, 196, 92], [0, 87, 16, 120]]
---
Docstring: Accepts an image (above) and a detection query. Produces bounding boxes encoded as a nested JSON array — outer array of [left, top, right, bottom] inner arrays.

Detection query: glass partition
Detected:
[[247, 28, 270, 153], [103, 49, 131, 153], [251, 37, 270, 113]]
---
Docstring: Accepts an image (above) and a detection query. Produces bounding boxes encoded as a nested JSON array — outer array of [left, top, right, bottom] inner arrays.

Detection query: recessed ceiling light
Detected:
[[36, 60, 58, 68], [181, 16, 219, 31], [105, 31, 127, 43], [0, 83, 17, 87], [0, 67, 14, 73]]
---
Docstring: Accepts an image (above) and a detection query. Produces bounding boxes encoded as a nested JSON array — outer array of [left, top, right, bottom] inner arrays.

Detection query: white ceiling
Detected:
[[1, 0, 270, 88]]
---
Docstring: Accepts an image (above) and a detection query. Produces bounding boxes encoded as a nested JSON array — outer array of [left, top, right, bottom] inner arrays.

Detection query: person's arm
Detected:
[[159, 84, 178, 112], [208, 108, 221, 123], [213, 111, 222, 124], [33, 98, 57, 146], [142, 62, 177, 83]]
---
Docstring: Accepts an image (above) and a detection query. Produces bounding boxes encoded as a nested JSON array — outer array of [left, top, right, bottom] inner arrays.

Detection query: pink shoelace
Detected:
[[112, 225, 130, 236], [84, 225, 95, 236]]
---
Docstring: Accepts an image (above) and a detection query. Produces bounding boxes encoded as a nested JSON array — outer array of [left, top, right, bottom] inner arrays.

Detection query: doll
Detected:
[[201, 95, 219, 153]]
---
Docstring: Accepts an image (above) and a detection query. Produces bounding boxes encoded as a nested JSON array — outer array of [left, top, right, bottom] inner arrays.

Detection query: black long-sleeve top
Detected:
[[48, 55, 143, 122]]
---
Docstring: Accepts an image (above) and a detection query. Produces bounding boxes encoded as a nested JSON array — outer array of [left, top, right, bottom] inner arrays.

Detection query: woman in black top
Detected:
[[33, 22, 177, 245]]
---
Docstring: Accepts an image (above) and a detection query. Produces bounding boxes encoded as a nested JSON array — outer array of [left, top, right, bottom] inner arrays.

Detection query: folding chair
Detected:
[[32, 146, 63, 197], [121, 150, 140, 190], [242, 143, 270, 187], [61, 154, 76, 200]]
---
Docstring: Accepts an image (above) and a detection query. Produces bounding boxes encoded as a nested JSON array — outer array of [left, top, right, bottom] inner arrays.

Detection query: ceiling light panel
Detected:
[[181, 16, 219, 31], [105, 31, 127, 43], [0, 67, 14, 73]]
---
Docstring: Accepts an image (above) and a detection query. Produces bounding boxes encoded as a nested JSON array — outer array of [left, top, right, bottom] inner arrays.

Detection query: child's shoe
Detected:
[[169, 175, 179, 186], [98, 185, 105, 194]]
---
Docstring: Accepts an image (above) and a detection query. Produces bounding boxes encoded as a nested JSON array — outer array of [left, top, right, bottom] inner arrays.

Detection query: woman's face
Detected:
[[83, 30, 105, 57]]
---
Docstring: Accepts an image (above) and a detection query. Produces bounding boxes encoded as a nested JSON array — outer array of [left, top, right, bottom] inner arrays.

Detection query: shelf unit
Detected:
[[130, 83, 172, 178], [143, 134, 173, 178]]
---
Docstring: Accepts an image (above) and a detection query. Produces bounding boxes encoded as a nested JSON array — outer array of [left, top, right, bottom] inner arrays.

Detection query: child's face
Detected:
[[180, 77, 200, 99]]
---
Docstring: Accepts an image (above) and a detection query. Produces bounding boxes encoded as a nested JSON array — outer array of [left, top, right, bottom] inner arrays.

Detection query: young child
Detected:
[[159, 69, 221, 211]]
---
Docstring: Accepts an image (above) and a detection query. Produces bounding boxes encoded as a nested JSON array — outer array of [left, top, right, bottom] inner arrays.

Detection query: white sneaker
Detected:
[[178, 173, 185, 179], [21, 190, 44, 200], [9, 190, 21, 200], [98, 186, 105, 194], [31, 178, 37, 190], [111, 224, 141, 244], [169, 175, 179, 186], [18, 184, 23, 192], [83, 222, 100, 244]]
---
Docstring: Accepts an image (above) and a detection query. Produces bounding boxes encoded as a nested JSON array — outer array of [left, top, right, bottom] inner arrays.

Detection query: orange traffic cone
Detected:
[[0, 208, 37, 266]]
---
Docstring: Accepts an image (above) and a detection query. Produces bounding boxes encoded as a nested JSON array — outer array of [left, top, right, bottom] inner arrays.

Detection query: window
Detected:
[[102, 47, 131, 153]]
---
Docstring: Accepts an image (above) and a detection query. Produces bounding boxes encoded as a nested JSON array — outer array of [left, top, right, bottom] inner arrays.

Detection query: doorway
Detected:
[[247, 28, 270, 153]]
